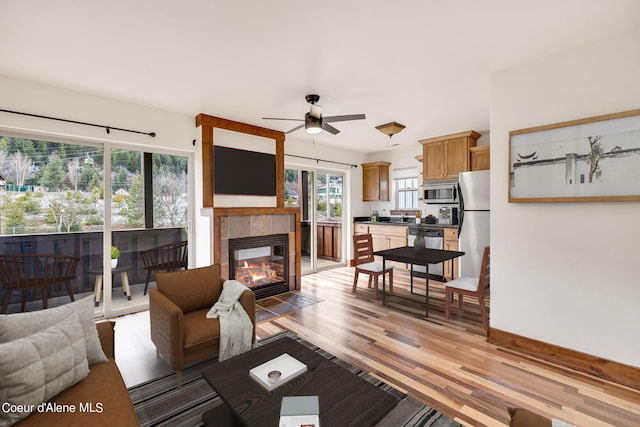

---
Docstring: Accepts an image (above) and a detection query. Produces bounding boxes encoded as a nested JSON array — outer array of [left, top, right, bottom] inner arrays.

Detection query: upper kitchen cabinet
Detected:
[[470, 145, 490, 171], [419, 131, 480, 181], [361, 161, 391, 201]]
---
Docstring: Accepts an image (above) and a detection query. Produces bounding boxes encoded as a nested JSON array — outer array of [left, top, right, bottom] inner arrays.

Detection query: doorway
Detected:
[[284, 168, 345, 274]]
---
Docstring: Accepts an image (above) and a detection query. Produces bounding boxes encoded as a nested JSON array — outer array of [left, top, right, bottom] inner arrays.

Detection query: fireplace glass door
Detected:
[[229, 234, 289, 299]]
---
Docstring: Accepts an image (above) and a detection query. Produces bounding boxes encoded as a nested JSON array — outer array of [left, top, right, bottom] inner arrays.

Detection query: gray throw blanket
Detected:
[[206, 280, 253, 361]]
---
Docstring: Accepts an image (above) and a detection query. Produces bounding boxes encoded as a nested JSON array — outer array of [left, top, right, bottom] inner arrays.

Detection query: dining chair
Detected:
[[445, 246, 490, 332], [352, 233, 393, 300]]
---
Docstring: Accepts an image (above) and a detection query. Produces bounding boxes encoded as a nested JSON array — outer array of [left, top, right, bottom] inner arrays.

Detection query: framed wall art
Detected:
[[509, 109, 640, 202]]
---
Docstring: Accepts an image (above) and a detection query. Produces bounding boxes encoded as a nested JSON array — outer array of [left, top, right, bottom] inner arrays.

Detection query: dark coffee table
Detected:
[[202, 336, 397, 427]]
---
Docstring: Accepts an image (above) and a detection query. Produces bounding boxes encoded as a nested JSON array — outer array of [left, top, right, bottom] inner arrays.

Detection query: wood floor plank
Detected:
[[256, 267, 640, 427]]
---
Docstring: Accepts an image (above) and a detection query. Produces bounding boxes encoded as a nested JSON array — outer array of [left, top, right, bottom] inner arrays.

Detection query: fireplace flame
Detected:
[[236, 259, 281, 288]]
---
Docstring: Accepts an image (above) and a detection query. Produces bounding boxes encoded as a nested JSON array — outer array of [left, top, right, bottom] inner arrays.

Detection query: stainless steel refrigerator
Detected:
[[457, 170, 490, 278]]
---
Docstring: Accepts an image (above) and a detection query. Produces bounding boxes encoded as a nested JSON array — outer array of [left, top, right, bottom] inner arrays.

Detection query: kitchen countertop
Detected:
[[354, 220, 458, 229]]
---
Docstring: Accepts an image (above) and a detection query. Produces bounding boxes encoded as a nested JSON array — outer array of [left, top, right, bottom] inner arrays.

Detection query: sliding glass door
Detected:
[[107, 149, 189, 314], [285, 167, 345, 274], [0, 134, 191, 317]]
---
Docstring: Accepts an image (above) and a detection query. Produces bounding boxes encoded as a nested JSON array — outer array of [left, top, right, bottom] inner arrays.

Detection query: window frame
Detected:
[[395, 176, 419, 210]]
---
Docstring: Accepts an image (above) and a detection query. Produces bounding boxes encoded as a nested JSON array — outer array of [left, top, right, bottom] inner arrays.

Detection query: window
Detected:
[[284, 168, 299, 207], [0, 137, 105, 234], [0, 134, 190, 316], [396, 177, 418, 209], [316, 172, 343, 222]]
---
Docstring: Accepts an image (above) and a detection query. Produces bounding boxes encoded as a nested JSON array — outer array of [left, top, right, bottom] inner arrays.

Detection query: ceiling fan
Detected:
[[262, 94, 365, 135]]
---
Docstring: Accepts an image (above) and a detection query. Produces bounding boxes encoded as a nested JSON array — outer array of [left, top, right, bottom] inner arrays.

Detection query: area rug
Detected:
[[129, 331, 462, 427]]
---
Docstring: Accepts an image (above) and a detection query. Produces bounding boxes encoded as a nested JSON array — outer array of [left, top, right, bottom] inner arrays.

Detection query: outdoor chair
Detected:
[[139, 240, 188, 295], [0, 253, 79, 313]]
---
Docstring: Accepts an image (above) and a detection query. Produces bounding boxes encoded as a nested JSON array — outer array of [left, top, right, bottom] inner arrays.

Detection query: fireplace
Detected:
[[229, 234, 289, 299]]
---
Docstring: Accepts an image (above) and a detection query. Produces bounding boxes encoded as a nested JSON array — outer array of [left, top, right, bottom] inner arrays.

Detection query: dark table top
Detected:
[[87, 264, 133, 274], [373, 246, 465, 266], [202, 336, 397, 427]]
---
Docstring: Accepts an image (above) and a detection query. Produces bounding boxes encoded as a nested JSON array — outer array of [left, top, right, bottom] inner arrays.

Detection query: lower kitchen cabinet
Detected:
[[317, 222, 342, 261], [354, 223, 369, 235], [444, 228, 459, 280], [368, 224, 407, 270]]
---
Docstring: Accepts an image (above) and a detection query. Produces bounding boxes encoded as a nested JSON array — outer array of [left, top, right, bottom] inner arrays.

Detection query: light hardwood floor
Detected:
[[114, 267, 640, 427]]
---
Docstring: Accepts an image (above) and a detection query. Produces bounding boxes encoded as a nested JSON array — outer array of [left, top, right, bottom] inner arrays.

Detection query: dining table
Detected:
[[373, 246, 465, 318]]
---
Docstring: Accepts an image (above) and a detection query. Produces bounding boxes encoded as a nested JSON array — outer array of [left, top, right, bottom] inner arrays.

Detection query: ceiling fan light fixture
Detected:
[[376, 121, 406, 138], [305, 122, 322, 134], [305, 111, 322, 134], [264, 94, 366, 135]]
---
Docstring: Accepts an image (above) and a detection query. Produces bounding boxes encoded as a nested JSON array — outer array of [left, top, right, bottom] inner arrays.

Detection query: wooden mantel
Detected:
[[196, 114, 301, 288], [212, 207, 300, 217], [195, 114, 286, 208]]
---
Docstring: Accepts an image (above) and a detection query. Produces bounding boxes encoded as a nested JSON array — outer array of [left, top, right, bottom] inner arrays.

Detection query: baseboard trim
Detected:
[[487, 328, 640, 390]]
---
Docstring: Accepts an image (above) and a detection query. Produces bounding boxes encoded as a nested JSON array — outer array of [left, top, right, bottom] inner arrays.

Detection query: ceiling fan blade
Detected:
[[321, 122, 340, 135], [262, 117, 304, 121], [323, 114, 366, 123], [286, 124, 305, 134], [309, 105, 322, 119]]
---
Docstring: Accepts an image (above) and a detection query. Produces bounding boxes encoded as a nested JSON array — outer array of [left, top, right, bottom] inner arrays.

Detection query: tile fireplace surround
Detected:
[[203, 207, 301, 292]]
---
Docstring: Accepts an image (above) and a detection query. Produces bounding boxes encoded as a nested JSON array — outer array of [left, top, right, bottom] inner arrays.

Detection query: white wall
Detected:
[[491, 29, 640, 367], [0, 75, 374, 265], [364, 144, 422, 216]]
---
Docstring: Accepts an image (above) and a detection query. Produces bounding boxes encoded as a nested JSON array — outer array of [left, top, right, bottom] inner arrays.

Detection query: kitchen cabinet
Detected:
[[317, 222, 342, 261], [443, 228, 459, 280], [368, 224, 407, 269], [419, 131, 480, 181], [470, 145, 490, 171], [354, 223, 368, 235], [361, 161, 391, 201]]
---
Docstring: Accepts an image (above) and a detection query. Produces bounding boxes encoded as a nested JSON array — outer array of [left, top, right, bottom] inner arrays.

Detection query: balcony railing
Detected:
[[0, 227, 186, 312]]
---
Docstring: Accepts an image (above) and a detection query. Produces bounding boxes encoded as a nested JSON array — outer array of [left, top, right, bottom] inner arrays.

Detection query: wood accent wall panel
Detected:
[[213, 207, 300, 217], [275, 137, 285, 208], [196, 114, 285, 140], [195, 113, 298, 288], [201, 125, 214, 208], [195, 113, 286, 208]]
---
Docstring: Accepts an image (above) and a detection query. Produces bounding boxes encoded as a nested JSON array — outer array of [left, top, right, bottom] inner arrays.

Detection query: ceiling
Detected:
[[1, 1, 639, 153]]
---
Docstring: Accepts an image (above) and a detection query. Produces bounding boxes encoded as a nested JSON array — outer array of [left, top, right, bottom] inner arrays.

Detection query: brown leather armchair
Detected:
[[149, 264, 256, 387]]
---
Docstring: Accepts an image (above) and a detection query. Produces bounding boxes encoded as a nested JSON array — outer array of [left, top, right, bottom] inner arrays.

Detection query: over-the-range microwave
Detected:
[[423, 180, 458, 204]]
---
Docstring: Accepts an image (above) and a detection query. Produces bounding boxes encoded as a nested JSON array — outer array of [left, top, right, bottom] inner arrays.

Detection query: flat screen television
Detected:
[[214, 146, 276, 196]]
